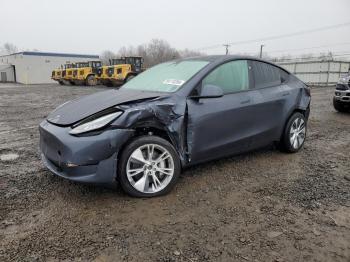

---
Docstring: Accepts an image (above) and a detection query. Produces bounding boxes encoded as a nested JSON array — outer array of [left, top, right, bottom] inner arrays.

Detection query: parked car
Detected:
[[39, 55, 311, 197], [333, 73, 350, 112]]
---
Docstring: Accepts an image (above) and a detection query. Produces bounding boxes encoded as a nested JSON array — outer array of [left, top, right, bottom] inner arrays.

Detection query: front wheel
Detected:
[[279, 112, 307, 153], [333, 98, 347, 112], [118, 136, 181, 197]]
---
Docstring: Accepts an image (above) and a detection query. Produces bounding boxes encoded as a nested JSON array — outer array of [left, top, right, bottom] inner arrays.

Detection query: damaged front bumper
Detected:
[[39, 120, 134, 187]]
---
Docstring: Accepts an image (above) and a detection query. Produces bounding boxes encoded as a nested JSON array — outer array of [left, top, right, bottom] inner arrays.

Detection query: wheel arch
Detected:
[[279, 106, 309, 142], [116, 120, 180, 170], [86, 73, 96, 79]]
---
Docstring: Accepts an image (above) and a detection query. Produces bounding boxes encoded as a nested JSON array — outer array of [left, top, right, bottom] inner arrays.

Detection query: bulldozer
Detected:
[[97, 56, 143, 87], [51, 68, 64, 85], [72, 60, 102, 86]]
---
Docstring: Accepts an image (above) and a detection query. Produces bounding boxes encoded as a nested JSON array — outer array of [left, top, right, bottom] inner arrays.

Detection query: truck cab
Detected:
[[333, 73, 350, 112], [75, 61, 101, 86], [99, 56, 144, 87]]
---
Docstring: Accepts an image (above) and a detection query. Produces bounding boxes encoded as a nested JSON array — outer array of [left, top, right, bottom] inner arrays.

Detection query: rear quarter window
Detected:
[[252, 61, 289, 89]]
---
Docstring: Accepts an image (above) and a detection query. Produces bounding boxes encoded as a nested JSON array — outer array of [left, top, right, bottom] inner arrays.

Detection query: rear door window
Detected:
[[251, 61, 289, 89]]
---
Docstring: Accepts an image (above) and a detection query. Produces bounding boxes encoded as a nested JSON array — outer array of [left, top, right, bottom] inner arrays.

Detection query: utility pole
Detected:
[[223, 44, 230, 55], [259, 44, 265, 58]]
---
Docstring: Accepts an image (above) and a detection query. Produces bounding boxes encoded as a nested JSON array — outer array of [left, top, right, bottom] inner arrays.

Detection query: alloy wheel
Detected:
[[289, 117, 306, 149], [126, 144, 175, 194]]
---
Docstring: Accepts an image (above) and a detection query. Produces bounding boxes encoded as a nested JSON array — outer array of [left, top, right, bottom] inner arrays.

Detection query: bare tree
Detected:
[[3, 42, 18, 54], [145, 39, 180, 66], [100, 50, 116, 65], [112, 39, 206, 67], [178, 48, 204, 58]]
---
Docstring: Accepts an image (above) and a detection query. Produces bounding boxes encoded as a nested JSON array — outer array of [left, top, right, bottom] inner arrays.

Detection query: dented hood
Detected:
[[47, 88, 163, 126]]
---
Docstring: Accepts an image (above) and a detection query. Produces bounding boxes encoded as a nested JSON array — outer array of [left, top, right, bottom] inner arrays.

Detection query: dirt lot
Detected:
[[0, 83, 349, 262]]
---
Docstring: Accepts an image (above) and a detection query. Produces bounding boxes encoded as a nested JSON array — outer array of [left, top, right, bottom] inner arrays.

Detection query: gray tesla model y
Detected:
[[39, 56, 311, 197]]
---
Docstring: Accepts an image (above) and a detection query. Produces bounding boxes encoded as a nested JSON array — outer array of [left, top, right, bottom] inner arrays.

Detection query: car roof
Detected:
[[174, 55, 290, 73], [177, 55, 268, 63]]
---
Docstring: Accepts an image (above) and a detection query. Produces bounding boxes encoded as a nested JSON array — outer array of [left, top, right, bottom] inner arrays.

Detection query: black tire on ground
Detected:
[[86, 75, 97, 86], [118, 135, 181, 198], [279, 112, 307, 153], [105, 81, 113, 87], [58, 81, 64, 85], [333, 97, 347, 112], [69, 81, 75, 85], [125, 74, 135, 83]]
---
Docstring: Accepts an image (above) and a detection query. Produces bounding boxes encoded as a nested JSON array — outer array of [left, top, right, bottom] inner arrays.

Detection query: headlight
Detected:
[[69, 111, 122, 135], [339, 77, 350, 84]]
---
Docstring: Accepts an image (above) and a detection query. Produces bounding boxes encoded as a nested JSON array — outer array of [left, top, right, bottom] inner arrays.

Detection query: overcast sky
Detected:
[[1, 0, 350, 57]]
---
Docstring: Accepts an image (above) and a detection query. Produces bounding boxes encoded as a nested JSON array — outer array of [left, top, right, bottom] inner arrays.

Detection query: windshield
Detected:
[[122, 60, 209, 92]]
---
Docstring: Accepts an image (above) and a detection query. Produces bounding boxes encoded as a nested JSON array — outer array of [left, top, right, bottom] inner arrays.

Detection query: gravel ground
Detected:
[[0, 83, 349, 262]]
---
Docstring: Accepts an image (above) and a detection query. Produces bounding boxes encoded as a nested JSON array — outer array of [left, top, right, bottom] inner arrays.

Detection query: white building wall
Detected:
[[277, 60, 350, 86], [0, 52, 99, 84]]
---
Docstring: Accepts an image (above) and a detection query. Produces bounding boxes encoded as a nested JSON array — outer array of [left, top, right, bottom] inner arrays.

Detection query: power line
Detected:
[[197, 21, 350, 51], [274, 52, 350, 62], [266, 42, 350, 54], [238, 41, 350, 56]]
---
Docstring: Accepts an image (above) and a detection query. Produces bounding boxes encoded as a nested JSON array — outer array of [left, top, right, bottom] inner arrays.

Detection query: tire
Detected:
[[118, 136, 181, 198], [279, 112, 307, 153], [125, 74, 135, 83], [58, 81, 64, 85], [86, 75, 97, 86], [333, 98, 347, 112]]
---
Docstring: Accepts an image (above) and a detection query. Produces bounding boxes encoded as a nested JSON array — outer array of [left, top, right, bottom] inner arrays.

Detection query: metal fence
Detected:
[[277, 60, 350, 86]]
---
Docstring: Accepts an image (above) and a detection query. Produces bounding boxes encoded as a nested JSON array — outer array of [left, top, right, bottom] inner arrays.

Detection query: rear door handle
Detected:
[[282, 91, 290, 96], [240, 99, 251, 104]]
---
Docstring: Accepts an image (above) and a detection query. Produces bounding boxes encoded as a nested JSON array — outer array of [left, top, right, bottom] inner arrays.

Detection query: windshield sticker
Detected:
[[163, 79, 185, 86]]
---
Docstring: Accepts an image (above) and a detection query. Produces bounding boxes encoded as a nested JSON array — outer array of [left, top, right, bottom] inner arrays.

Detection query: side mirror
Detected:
[[192, 84, 224, 99]]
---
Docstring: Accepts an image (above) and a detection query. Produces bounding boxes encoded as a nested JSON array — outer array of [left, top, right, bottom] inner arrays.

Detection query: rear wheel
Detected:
[[118, 136, 180, 197], [86, 75, 97, 86], [333, 97, 347, 112], [279, 112, 306, 153], [58, 81, 64, 85]]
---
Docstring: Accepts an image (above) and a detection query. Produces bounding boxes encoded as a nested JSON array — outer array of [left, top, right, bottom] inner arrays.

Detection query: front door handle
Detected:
[[240, 99, 251, 104], [282, 91, 290, 96]]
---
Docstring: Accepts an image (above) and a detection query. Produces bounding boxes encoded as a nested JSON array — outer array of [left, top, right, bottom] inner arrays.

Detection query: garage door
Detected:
[[1, 72, 7, 82], [0, 65, 15, 82]]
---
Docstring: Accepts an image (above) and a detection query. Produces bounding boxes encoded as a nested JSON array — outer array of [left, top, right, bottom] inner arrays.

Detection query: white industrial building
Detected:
[[277, 59, 350, 86], [0, 51, 99, 84]]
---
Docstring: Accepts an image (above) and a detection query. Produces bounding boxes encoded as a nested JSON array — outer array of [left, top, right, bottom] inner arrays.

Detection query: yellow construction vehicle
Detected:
[[72, 60, 101, 86], [51, 68, 64, 85], [96, 64, 112, 86], [62, 63, 76, 85], [97, 58, 125, 86], [71, 62, 88, 85], [99, 56, 143, 87]]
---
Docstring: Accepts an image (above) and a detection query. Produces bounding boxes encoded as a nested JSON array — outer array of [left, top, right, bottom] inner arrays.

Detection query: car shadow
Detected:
[[41, 143, 280, 199]]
